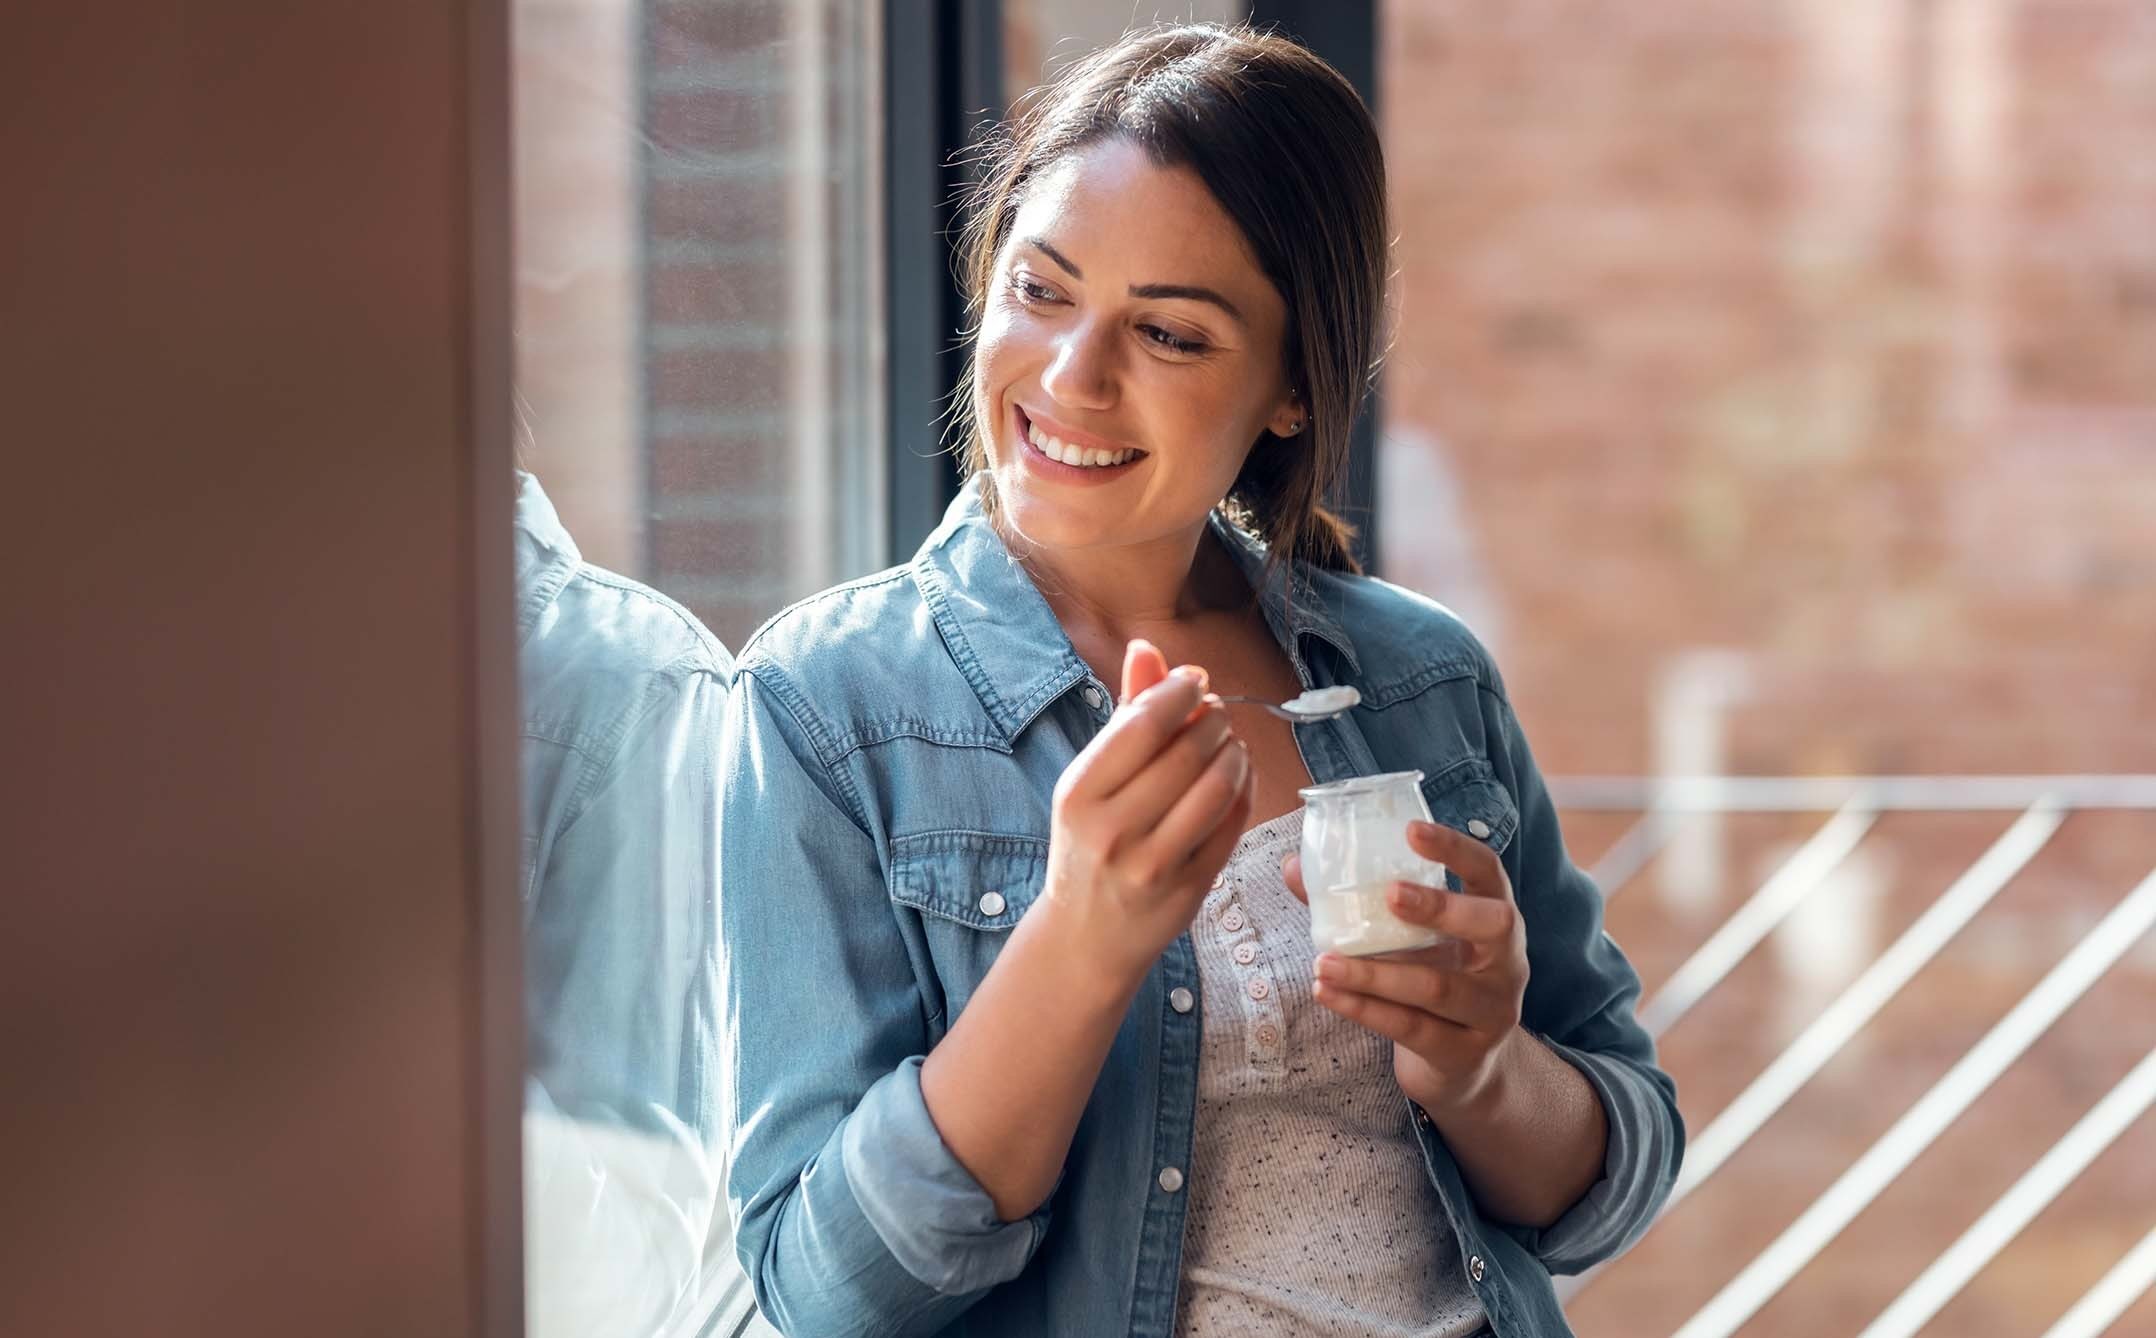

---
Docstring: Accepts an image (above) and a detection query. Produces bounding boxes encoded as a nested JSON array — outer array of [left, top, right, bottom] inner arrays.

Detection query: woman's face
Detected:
[[973, 137, 1302, 558]]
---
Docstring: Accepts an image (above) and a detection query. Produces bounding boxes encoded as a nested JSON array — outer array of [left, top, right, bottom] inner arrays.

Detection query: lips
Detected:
[[1013, 405, 1147, 477]]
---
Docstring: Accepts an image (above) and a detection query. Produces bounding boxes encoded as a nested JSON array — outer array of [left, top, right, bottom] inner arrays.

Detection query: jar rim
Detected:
[[1298, 769, 1425, 800]]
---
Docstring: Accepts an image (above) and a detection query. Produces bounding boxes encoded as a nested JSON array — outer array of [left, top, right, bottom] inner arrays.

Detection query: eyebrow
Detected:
[[1022, 236, 1247, 326]]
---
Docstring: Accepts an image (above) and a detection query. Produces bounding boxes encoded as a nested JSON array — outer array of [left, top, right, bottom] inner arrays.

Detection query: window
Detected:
[[511, 4, 883, 1334]]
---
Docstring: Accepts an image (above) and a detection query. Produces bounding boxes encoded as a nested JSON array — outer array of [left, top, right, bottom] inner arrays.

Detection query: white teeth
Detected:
[[1025, 417, 1138, 467]]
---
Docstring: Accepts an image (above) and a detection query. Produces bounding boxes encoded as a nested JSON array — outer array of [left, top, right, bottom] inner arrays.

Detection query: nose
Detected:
[[1039, 318, 1116, 413]]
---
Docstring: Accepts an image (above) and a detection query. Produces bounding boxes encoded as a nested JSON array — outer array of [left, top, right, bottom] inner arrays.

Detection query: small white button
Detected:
[[1221, 907, 1246, 932], [978, 891, 1007, 917], [1210, 873, 1228, 891], [1158, 1166, 1184, 1193], [1468, 818, 1493, 840], [1169, 987, 1195, 1014], [1246, 977, 1270, 1001], [1082, 684, 1105, 711], [1233, 942, 1258, 966], [1468, 1254, 1486, 1283], [1255, 1022, 1280, 1047]]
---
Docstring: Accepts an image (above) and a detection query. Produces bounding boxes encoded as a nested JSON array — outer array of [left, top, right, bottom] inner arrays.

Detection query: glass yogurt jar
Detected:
[[1297, 770, 1448, 957]]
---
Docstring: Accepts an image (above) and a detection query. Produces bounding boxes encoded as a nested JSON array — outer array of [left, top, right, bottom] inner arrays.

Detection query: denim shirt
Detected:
[[515, 472, 775, 1338], [718, 478, 1683, 1338]]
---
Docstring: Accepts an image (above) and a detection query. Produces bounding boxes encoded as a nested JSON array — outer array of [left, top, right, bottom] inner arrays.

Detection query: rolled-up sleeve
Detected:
[[1481, 683, 1686, 1275], [718, 662, 1047, 1337]]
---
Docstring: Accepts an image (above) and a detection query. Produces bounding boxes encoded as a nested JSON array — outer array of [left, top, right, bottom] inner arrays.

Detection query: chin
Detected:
[[993, 467, 1118, 550]]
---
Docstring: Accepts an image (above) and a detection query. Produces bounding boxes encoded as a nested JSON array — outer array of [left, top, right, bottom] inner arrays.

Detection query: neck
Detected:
[[1002, 516, 1248, 651]]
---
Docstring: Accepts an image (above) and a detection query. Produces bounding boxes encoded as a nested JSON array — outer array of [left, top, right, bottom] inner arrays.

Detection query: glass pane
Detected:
[[1377, 2, 2156, 1332], [510, 1, 880, 1333]]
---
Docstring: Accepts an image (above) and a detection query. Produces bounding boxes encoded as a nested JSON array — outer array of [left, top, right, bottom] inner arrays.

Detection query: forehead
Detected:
[[1008, 138, 1272, 300]]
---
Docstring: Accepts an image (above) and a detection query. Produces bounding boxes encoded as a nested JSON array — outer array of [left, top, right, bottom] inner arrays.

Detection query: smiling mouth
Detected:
[[1016, 407, 1147, 470]]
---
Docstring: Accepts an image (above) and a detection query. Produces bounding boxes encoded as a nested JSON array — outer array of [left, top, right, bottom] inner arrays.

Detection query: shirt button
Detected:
[[1221, 907, 1246, 932], [978, 891, 1007, 917], [1255, 1022, 1280, 1047], [1158, 1166, 1185, 1193], [1082, 684, 1105, 711], [1468, 1254, 1487, 1283], [1169, 987, 1195, 1014], [1233, 942, 1258, 966], [1468, 818, 1493, 840], [1246, 977, 1270, 1001]]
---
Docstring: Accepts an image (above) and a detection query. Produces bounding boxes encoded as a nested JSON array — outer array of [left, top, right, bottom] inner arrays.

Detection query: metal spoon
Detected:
[[1208, 685, 1361, 723]]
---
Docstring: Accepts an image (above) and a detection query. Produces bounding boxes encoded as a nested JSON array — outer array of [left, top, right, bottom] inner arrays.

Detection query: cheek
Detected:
[[973, 299, 1029, 378]]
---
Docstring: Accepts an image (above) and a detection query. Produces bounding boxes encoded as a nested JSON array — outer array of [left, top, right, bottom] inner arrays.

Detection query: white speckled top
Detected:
[[1172, 807, 1491, 1338]]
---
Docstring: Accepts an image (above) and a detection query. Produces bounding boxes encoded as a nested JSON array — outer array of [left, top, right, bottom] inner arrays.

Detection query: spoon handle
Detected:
[[1208, 694, 1342, 723]]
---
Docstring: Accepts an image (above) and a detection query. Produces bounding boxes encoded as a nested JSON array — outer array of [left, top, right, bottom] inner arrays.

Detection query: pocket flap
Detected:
[[1419, 757, 1520, 855], [887, 831, 1050, 931]]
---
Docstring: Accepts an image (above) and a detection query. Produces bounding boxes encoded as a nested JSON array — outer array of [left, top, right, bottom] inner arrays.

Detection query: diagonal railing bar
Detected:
[[1667, 863, 2156, 1338], [1588, 808, 1678, 902], [1635, 798, 1878, 1038], [1670, 801, 2067, 1203], [1855, 1043, 2156, 1338], [1559, 800, 2067, 1307], [2037, 1221, 2156, 1338]]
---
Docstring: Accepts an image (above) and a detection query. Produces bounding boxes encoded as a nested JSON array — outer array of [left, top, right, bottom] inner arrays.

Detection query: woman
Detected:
[[718, 24, 1681, 1338]]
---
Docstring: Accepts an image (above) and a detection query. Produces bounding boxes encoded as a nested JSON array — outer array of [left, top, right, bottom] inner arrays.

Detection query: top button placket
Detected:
[[1210, 873, 1286, 1072]]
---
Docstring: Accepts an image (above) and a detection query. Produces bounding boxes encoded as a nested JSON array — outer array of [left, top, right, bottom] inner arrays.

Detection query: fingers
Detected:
[[1136, 732, 1252, 872], [1310, 976, 1476, 1053], [1101, 698, 1234, 828], [1381, 879, 1516, 947], [1058, 666, 1208, 801], [1407, 820, 1511, 900], [1315, 951, 1513, 1033], [1280, 850, 1307, 906], [1119, 638, 1170, 705], [1173, 745, 1258, 886]]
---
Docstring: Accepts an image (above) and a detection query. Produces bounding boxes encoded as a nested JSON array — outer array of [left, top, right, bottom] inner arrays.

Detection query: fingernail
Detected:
[[1390, 882, 1427, 912], [1315, 954, 1344, 981]]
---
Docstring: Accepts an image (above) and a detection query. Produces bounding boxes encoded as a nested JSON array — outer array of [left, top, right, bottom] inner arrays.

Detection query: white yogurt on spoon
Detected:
[[1280, 685, 1360, 719]]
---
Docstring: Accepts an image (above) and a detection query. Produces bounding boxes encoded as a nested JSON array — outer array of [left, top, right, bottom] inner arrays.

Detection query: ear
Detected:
[[1265, 388, 1306, 439]]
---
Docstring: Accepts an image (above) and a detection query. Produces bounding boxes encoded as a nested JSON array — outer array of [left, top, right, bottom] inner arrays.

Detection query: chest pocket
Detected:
[[1419, 757, 1521, 875], [887, 831, 1050, 1027]]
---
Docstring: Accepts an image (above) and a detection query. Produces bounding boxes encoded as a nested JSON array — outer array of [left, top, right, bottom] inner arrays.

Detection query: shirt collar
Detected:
[[910, 476, 1361, 746], [513, 469, 582, 647]]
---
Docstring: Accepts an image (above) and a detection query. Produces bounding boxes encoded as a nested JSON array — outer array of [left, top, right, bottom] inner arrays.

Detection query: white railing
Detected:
[[1549, 775, 2156, 1337]]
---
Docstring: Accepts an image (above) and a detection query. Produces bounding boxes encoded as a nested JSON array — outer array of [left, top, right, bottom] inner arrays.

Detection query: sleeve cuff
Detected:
[[1508, 1037, 1683, 1272], [839, 1055, 1051, 1296]]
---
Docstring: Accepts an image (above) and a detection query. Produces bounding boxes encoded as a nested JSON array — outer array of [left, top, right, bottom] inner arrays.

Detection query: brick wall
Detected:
[[1374, 4, 2156, 1332], [640, 0, 882, 650], [1378, 0, 2156, 782]]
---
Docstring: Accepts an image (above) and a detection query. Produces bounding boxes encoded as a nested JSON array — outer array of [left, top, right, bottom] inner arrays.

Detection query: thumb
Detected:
[[1119, 638, 1170, 705], [1280, 851, 1308, 906]]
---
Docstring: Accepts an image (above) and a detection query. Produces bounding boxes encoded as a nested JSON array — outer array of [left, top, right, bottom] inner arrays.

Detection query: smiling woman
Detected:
[[718, 22, 1681, 1338], [952, 33, 1386, 583]]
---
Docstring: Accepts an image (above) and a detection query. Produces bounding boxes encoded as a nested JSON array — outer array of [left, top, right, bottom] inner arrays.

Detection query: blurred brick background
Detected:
[[1373, 3, 2156, 1333]]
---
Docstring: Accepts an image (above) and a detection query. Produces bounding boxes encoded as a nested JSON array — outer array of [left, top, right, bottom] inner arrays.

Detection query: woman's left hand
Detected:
[[1284, 820, 1529, 1117]]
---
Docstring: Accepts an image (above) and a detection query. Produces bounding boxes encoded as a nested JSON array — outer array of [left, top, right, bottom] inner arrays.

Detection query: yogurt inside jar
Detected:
[[1297, 770, 1446, 957]]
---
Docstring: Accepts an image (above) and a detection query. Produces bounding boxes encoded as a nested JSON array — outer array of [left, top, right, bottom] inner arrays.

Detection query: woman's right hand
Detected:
[[1042, 638, 1257, 988]]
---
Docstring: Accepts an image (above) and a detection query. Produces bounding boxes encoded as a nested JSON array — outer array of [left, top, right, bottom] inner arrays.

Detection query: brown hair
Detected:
[[952, 22, 1389, 578]]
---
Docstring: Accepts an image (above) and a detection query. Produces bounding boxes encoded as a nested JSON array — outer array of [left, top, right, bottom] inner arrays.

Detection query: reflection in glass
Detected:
[[512, 0, 881, 1333]]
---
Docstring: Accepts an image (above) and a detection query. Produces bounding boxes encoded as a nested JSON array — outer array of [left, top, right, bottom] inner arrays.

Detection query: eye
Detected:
[[1140, 324, 1208, 356], [1010, 274, 1061, 305]]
